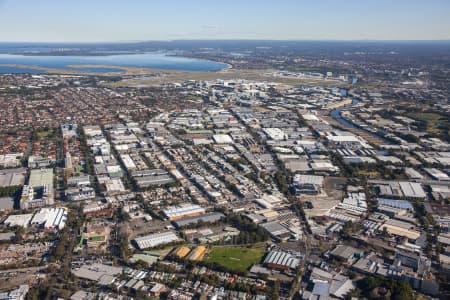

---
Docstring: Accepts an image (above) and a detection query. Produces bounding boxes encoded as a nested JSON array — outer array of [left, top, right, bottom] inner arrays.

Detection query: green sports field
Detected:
[[204, 246, 265, 273]]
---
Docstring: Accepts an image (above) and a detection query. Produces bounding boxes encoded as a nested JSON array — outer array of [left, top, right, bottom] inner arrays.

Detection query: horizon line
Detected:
[[1, 39, 450, 44]]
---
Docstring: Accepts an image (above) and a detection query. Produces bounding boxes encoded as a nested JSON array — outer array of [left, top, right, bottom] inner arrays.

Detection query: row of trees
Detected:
[[291, 201, 311, 234], [27, 206, 85, 299], [225, 213, 270, 244], [0, 185, 21, 197], [331, 152, 405, 180], [352, 276, 415, 300]]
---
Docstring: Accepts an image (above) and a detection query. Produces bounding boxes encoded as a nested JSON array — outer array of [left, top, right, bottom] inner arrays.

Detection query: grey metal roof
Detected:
[[263, 250, 300, 269], [378, 198, 413, 210], [312, 281, 330, 297], [173, 212, 224, 228]]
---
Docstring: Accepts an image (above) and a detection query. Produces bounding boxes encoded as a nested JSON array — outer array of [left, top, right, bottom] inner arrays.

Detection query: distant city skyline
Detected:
[[1, 0, 450, 42]]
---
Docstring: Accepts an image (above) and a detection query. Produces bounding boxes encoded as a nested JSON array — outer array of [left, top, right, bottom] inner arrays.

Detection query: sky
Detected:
[[0, 0, 449, 42]]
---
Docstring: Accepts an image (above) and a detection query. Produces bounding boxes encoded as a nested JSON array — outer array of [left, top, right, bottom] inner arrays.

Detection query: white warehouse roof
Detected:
[[163, 204, 205, 219], [212, 134, 233, 144], [4, 214, 33, 228], [293, 174, 324, 186], [31, 207, 68, 230], [263, 128, 286, 140], [134, 231, 180, 250]]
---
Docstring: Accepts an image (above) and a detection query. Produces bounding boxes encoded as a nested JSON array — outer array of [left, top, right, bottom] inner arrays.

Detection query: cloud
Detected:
[[201, 25, 221, 30]]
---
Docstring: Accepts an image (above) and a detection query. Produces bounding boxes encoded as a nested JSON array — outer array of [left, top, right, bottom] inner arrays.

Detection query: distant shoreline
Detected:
[[0, 52, 229, 74], [0, 63, 177, 75], [18, 52, 138, 57], [0, 63, 231, 76]]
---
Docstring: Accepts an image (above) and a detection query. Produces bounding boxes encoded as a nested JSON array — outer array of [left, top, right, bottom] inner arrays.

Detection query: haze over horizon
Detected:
[[1, 0, 450, 43]]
